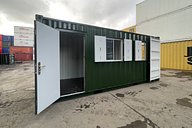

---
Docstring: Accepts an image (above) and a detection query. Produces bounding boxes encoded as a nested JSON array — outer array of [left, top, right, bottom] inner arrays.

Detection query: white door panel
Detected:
[[135, 40, 142, 61], [36, 21, 60, 114], [94, 35, 106, 62], [151, 52, 160, 60], [124, 39, 132, 61], [150, 37, 160, 81]]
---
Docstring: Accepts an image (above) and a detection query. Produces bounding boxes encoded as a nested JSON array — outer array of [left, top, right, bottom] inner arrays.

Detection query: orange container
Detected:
[[14, 53, 33, 61], [0, 40, 2, 47], [10, 46, 33, 54], [0, 35, 2, 41]]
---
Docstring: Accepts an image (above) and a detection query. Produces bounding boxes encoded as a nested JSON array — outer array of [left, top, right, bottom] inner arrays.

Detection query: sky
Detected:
[[0, 0, 144, 35]]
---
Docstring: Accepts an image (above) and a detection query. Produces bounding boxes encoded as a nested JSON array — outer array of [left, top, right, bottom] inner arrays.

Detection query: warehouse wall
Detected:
[[136, 0, 192, 42], [161, 40, 192, 70]]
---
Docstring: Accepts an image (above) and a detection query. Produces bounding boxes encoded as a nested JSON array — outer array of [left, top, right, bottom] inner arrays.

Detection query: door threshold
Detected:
[[60, 91, 85, 98]]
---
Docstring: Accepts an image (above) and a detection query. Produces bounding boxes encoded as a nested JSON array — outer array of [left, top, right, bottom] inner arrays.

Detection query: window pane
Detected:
[[114, 40, 121, 60], [142, 42, 146, 60], [106, 39, 113, 60]]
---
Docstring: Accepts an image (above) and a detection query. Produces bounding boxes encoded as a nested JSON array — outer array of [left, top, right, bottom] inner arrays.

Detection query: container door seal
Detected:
[[35, 21, 60, 114], [150, 37, 160, 81]]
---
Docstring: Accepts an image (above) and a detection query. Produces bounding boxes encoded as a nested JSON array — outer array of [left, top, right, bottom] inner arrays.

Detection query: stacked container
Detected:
[[0, 34, 2, 53], [10, 46, 33, 61], [2, 35, 14, 54]]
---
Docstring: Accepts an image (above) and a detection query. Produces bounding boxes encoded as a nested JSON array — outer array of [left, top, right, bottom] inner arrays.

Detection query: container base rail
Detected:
[[0, 54, 14, 65]]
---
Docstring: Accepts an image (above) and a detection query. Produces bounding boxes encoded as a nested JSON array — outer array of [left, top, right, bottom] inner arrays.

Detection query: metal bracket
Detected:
[[37, 62, 46, 75]]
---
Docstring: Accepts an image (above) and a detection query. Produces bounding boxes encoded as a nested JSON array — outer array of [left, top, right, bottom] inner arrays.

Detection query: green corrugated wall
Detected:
[[36, 15, 151, 93]]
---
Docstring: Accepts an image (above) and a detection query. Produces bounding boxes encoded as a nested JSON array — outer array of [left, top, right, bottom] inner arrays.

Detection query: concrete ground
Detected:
[[0, 62, 192, 128]]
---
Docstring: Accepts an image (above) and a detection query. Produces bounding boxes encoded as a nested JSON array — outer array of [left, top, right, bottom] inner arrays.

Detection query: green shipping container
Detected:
[[34, 15, 160, 114]]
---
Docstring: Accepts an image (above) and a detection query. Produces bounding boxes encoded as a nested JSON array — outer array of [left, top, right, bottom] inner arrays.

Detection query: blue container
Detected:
[[2, 47, 9, 54], [2, 35, 12, 42], [10, 36, 14, 45], [2, 42, 12, 47]]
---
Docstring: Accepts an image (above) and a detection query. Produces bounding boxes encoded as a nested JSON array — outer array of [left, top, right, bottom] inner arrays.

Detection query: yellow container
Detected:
[[161, 40, 192, 70], [122, 26, 136, 33]]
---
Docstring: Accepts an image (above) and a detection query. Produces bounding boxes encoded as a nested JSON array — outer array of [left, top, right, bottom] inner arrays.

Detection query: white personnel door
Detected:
[[35, 21, 60, 114]]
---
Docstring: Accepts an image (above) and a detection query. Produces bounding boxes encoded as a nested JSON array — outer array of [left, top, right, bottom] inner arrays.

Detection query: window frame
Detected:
[[135, 40, 146, 61], [106, 38, 123, 62]]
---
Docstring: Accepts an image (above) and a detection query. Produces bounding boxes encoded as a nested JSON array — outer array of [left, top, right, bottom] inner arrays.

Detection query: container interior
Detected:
[[60, 32, 84, 96]]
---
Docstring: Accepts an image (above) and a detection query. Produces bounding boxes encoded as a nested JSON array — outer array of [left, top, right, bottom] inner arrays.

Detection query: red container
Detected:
[[0, 40, 2, 47], [0, 47, 2, 54], [10, 46, 33, 54], [0, 35, 2, 41], [14, 53, 33, 61]]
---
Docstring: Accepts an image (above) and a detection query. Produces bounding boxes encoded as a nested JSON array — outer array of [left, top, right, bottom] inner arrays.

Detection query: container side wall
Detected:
[[35, 15, 151, 93], [161, 40, 192, 70], [85, 26, 149, 92]]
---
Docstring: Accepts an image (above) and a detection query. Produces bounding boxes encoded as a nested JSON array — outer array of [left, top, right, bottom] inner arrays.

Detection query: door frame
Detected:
[[34, 21, 38, 114], [53, 29, 86, 98]]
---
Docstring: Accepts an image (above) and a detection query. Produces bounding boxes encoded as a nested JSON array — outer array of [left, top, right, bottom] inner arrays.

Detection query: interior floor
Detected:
[[60, 78, 84, 95]]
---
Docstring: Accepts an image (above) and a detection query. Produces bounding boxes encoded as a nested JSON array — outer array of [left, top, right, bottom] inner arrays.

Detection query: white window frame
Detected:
[[106, 38, 123, 62], [135, 40, 146, 61], [94, 35, 123, 62]]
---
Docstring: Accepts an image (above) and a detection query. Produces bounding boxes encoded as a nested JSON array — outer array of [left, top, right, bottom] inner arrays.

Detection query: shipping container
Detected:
[[10, 46, 33, 54], [2, 35, 12, 42], [0, 54, 10, 64], [2, 47, 9, 54], [161, 40, 192, 70], [34, 14, 160, 114], [14, 26, 34, 34], [14, 26, 34, 47], [14, 53, 33, 61], [11, 36, 14, 44], [2, 41, 13, 47], [0, 48, 2, 54], [0, 34, 2, 41], [0, 40, 2, 47]]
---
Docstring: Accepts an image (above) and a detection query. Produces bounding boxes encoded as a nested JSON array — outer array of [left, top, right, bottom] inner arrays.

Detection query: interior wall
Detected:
[[60, 32, 84, 80]]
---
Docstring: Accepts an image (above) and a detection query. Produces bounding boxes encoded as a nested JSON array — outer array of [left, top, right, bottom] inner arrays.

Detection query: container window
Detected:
[[106, 39, 113, 60], [142, 42, 146, 60], [135, 40, 146, 61], [94, 35, 122, 62], [106, 39, 122, 61], [114, 40, 122, 60]]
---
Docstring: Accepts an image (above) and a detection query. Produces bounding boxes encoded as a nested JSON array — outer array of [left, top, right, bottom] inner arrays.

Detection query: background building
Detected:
[[136, 0, 192, 70]]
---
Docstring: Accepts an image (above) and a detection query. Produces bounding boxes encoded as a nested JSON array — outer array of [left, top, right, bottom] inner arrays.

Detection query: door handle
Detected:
[[38, 62, 46, 75], [40, 65, 46, 68]]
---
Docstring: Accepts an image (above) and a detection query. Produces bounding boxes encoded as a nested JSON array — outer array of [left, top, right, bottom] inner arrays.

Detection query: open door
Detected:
[[150, 37, 160, 81], [35, 21, 60, 114]]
